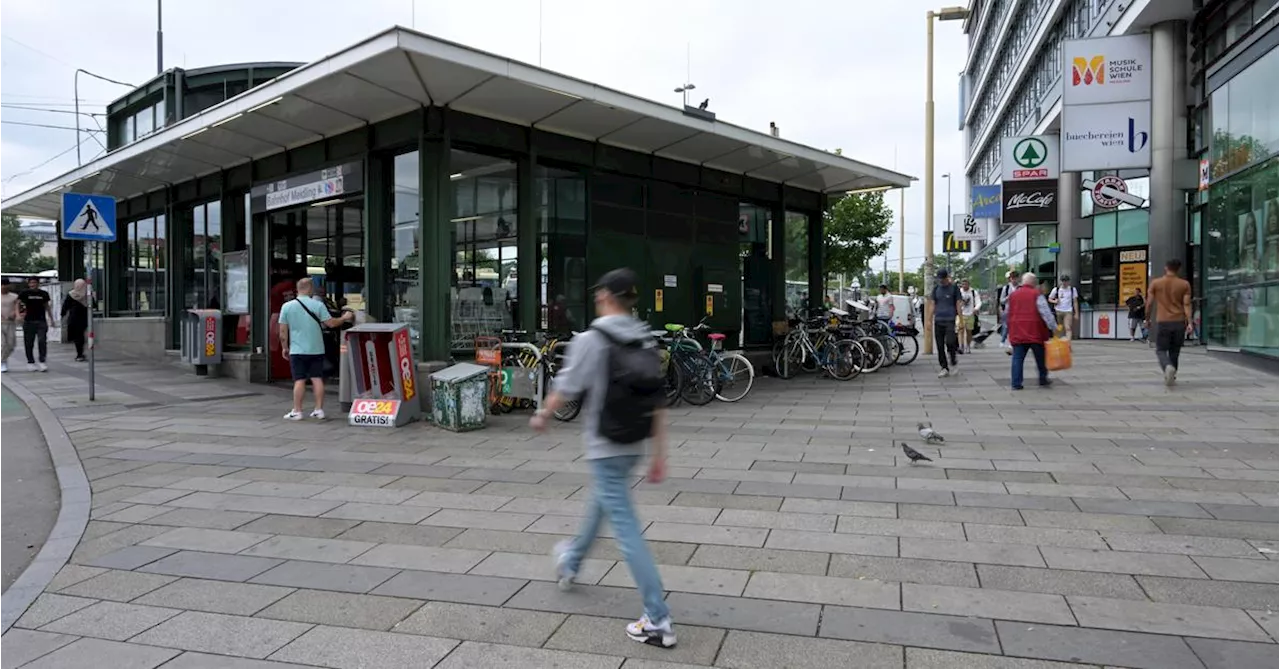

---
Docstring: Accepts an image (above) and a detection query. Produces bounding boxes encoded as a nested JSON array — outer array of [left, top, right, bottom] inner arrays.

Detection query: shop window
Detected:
[[1212, 48, 1279, 178], [1116, 209, 1149, 247], [124, 215, 165, 314], [537, 166, 587, 334], [1093, 213, 1117, 249], [1094, 248, 1119, 306], [186, 201, 221, 309], [450, 150, 517, 350], [390, 150, 421, 343], [783, 211, 809, 316], [1078, 243, 1095, 306], [1027, 224, 1057, 248], [1204, 157, 1279, 354]]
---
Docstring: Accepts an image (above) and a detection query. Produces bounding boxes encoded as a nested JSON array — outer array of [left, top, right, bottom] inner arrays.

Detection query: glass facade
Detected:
[[185, 201, 222, 310], [390, 150, 421, 344], [450, 150, 518, 350], [783, 211, 809, 316], [536, 165, 587, 334], [123, 215, 166, 315]]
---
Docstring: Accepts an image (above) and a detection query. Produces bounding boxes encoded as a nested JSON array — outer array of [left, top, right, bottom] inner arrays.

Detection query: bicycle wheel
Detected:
[[896, 335, 919, 365], [828, 340, 862, 381], [678, 357, 717, 406], [663, 350, 684, 406], [881, 336, 902, 365], [858, 336, 885, 373], [774, 339, 799, 380], [713, 353, 755, 402]]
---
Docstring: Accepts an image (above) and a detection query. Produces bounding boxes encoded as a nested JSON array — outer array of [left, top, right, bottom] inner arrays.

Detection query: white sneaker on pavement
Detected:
[[310, 408, 326, 420], [1, 362, 7, 373], [937, 369, 949, 378], [283, 410, 303, 421], [626, 615, 677, 649], [1164, 366, 1177, 386], [27, 363, 37, 372], [552, 539, 575, 591], [37, 362, 48, 372]]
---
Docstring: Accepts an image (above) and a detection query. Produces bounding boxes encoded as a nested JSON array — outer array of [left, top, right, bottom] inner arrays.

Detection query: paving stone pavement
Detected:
[[1, 341, 1277, 668]]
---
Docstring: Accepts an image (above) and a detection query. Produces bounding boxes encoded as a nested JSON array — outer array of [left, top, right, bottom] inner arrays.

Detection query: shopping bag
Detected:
[[1045, 337, 1072, 371]]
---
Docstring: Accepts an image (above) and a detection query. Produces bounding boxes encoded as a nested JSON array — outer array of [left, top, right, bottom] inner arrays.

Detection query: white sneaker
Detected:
[[26, 363, 37, 372], [37, 362, 48, 372], [1164, 366, 1177, 387], [1, 362, 7, 373], [626, 615, 677, 649], [283, 410, 304, 421], [552, 539, 575, 592], [310, 408, 326, 420], [937, 369, 950, 378]]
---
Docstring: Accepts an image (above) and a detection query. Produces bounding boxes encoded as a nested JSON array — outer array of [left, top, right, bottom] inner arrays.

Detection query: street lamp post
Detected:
[[923, 5, 969, 355], [942, 172, 952, 271], [673, 83, 696, 107]]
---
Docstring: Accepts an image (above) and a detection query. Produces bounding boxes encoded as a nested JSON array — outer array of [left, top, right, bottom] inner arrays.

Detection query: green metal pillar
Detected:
[[420, 113, 452, 362], [364, 154, 389, 322], [807, 209, 824, 312], [516, 146, 538, 332], [769, 204, 786, 323]]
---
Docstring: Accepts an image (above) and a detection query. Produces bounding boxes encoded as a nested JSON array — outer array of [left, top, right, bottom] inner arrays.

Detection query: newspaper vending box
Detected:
[[344, 323, 420, 428]]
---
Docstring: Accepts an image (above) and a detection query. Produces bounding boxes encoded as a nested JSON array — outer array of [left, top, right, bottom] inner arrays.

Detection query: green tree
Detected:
[[822, 192, 895, 284], [1, 213, 50, 273]]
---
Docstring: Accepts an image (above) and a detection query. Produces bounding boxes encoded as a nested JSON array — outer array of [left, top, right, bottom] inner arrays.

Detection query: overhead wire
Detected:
[[3, 136, 98, 184], [3, 120, 105, 132]]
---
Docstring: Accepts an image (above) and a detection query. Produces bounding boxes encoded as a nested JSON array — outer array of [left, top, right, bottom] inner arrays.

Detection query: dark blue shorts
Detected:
[[289, 354, 326, 381]]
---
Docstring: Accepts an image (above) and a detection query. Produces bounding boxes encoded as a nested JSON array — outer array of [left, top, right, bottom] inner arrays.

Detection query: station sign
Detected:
[[250, 161, 364, 213]]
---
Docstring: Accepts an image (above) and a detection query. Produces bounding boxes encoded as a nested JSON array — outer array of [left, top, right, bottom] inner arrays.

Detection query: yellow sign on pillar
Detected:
[[654, 289, 664, 313], [705, 295, 714, 316]]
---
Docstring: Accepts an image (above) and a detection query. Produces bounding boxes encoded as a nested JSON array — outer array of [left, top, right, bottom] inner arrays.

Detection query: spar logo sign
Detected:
[[1012, 138, 1047, 178], [349, 399, 400, 427], [1000, 135, 1059, 182], [203, 316, 217, 357], [394, 328, 415, 402]]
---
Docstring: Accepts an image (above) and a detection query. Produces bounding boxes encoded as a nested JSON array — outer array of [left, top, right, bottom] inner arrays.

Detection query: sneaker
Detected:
[[626, 615, 677, 649], [310, 409, 326, 420], [37, 363, 48, 372], [937, 369, 950, 378], [1039, 378, 1053, 387], [27, 363, 37, 372], [75, 356, 87, 362], [283, 410, 304, 421], [1, 362, 7, 373], [552, 539, 575, 592], [1164, 366, 1177, 386], [1005, 347, 1013, 356]]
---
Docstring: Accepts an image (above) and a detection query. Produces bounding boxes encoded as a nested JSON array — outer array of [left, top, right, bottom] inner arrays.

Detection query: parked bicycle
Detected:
[[772, 313, 862, 381], [657, 318, 755, 404]]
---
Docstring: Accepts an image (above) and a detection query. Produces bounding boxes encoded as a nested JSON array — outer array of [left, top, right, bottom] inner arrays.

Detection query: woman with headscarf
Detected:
[[62, 279, 92, 361]]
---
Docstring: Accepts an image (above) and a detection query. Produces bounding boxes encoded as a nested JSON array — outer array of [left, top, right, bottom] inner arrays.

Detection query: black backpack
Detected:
[[591, 325, 664, 444]]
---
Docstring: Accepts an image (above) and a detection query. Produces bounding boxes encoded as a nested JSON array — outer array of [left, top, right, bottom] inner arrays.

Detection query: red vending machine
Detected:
[[343, 323, 420, 428]]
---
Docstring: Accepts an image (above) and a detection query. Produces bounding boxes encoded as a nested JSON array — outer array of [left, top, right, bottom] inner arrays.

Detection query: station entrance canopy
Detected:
[[2, 27, 912, 219]]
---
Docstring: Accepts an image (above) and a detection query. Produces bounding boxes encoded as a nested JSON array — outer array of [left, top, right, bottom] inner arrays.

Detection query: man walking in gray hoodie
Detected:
[[530, 267, 675, 649]]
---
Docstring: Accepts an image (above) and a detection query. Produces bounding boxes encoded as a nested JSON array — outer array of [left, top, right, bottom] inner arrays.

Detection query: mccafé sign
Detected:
[[1001, 179, 1057, 224]]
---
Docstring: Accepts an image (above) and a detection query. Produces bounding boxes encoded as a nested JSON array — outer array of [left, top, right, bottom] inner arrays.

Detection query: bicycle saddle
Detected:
[[707, 333, 726, 341], [664, 323, 685, 332]]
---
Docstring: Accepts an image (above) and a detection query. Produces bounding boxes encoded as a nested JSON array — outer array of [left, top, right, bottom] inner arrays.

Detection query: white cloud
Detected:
[[1, 0, 970, 271]]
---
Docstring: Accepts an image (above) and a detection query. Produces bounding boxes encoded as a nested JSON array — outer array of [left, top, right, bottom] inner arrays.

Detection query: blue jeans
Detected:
[[563, 454, 669, 621], [1011, 343, 1049, 389]]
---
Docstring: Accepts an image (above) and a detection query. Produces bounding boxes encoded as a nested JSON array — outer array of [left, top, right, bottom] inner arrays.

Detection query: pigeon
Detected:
[[902, 443, 932, 464], [698, 98, 709, 110], [918, 421, 945, 444]]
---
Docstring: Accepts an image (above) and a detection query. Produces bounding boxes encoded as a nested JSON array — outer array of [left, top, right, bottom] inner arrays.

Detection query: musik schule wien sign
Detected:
[[1001, 179, 1057, 224]]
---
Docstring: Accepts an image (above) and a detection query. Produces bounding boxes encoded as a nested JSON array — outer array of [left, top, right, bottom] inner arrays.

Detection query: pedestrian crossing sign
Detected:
[[62, 193, 117, 242]]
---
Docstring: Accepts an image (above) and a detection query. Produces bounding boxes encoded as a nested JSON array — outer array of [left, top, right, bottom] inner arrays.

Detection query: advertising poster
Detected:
[[223, 250, 250, 314], [970, 185, 1002, 218], [1264, 199, 1278, 273], [1239, 208, 1264, 272], [1119, 263, 1147, 301]]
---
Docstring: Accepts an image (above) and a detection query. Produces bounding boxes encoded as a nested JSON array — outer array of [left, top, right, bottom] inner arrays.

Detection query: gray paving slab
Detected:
[[130, 610, 312, 659], [1072, 497, 1212, 518], [994, 620, 1207, 669], [902, 583, 1074, 624], [645, 522, 767, 547], [1247, 609, 1277, 641], [139, 551, 284, 582], [82, 545, 178, 570], [714, 630, 904, 669], [132, 578, 293, 615], [350, 544, 489, 573], [1040, 547, 1207, 578], [145, 508, 265, 530], [503, 582, 641, 619], [240, 535, 377, 563], [336, 521, 462, 547], [544, 614, 725, 666], [669, 491, 783, 511], [1191, 556, 1278, 583], [778, 498, 899, 518], [432, 641, 621, 669], [1201, 503, 1279, 523], [1019, 509, 1161, 533], [665, 592, 821, 636], [394, 601, 565, 647], [1151, 516, 1278, 540], [820, 605, 1000, 654], [963, 523, 1108, 549], [236, 515, 361, 539], [1101, 531, 1263, 558], [18, 638, 180, 669], [897, 503, 1025, 526], [764, 529, 898, 556], [255, 589, 422, 631], [55, 569, 177, 602], [150, 652, 320, 669], [320, 502, 437, 524], [903, 648, 1108, 668], [369, 570, 525, 605], [828, 553, 980, 587], [249, 560, 398, 594], [39, 600, 180, 641], [599, 563, 747, 596], [975, 565, 1146, 600], [13, 594, 97, 630], [1185, 638, 1279, 669], [45, 565, 108, 591], [1136, 575, 1279, 609], [1068, 595, 1272, 641], [953, 492, 1078, 512], [714, 508, 837, 532], [141, 527, 272, 554], [469, 551, 613, 585], [900, 538, 1045, 567], [0, 629, 78, 667], [687, 545, 830, 575], [742, 571, 899, 609], [842, 486, 956, 506]]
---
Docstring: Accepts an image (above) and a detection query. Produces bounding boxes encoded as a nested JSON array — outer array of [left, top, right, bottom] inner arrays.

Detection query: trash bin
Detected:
[[430, 362, 489, 432], [181, 309, 222, 375]]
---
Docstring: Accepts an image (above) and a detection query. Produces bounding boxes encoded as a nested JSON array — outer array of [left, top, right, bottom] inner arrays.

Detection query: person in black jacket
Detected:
[[62, 279, 92, 362]]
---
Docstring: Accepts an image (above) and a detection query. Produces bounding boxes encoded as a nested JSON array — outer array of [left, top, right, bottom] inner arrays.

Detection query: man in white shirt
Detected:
[[875, 284, 895, 323], [1048, 275, 1079, 339], [997, 271, 1019, 354]]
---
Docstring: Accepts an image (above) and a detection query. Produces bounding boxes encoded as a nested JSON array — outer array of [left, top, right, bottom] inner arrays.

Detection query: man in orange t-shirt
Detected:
[[1145, 259, 1192, 386]]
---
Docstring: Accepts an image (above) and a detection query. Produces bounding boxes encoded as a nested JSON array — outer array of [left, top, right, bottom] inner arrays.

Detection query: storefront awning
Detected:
[[2, 27, 915, 220]]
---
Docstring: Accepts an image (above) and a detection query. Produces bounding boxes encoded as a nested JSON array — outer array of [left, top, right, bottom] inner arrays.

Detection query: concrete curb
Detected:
[[0, 375, 91, 634]]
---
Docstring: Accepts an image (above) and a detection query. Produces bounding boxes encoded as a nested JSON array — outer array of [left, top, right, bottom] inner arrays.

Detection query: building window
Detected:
[[783, 211, 810, 316], [1211, 48, 1280, 178], [390, 150, 420, 344], [450, 149, 517, 350], [1203, 157, 1278, 355], [124, 215, 166, 314], [186, 200, 222, 309], [537, 165, 587, 335]]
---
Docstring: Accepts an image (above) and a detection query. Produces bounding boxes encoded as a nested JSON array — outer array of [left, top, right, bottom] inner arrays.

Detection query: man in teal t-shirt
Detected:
[[278, 277, 350, 420]]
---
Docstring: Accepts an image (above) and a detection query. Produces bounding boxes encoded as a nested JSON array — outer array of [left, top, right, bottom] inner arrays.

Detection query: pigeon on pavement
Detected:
[[902, 443, 933, 464], [918, 422, 945, 444]]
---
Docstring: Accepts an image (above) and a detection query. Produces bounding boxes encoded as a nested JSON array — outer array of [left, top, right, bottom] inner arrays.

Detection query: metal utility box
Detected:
[[430, 362, 490, 432], [181, 309, 223, 374], [343, 323, 420, 428]]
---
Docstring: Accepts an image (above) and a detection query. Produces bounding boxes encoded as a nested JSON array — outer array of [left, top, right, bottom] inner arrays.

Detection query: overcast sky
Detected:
[[1, 0, 969, 274]]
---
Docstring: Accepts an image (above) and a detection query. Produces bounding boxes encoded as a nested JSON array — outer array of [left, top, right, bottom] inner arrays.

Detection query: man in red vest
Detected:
[[1006, 272, 1057, 390]]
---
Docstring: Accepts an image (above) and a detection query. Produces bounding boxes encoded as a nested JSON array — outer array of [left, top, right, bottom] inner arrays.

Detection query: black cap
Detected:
[[592, 268, 639, 298], [879, 284, 888, 290], [1060, 274, 1071, 281], [936, 269, 949, 278]]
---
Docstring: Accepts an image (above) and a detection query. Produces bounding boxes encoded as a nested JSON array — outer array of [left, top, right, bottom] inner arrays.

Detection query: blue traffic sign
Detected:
[[62, 193, 117, 242]]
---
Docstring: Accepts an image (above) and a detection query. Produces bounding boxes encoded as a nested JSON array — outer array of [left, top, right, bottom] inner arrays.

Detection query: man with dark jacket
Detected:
[[1006, 272, 1057, 390]]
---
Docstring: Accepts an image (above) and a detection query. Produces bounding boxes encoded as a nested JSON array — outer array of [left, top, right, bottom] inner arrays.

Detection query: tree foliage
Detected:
[[822, 192, 895, 280], [1, 213, 52, 274]]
